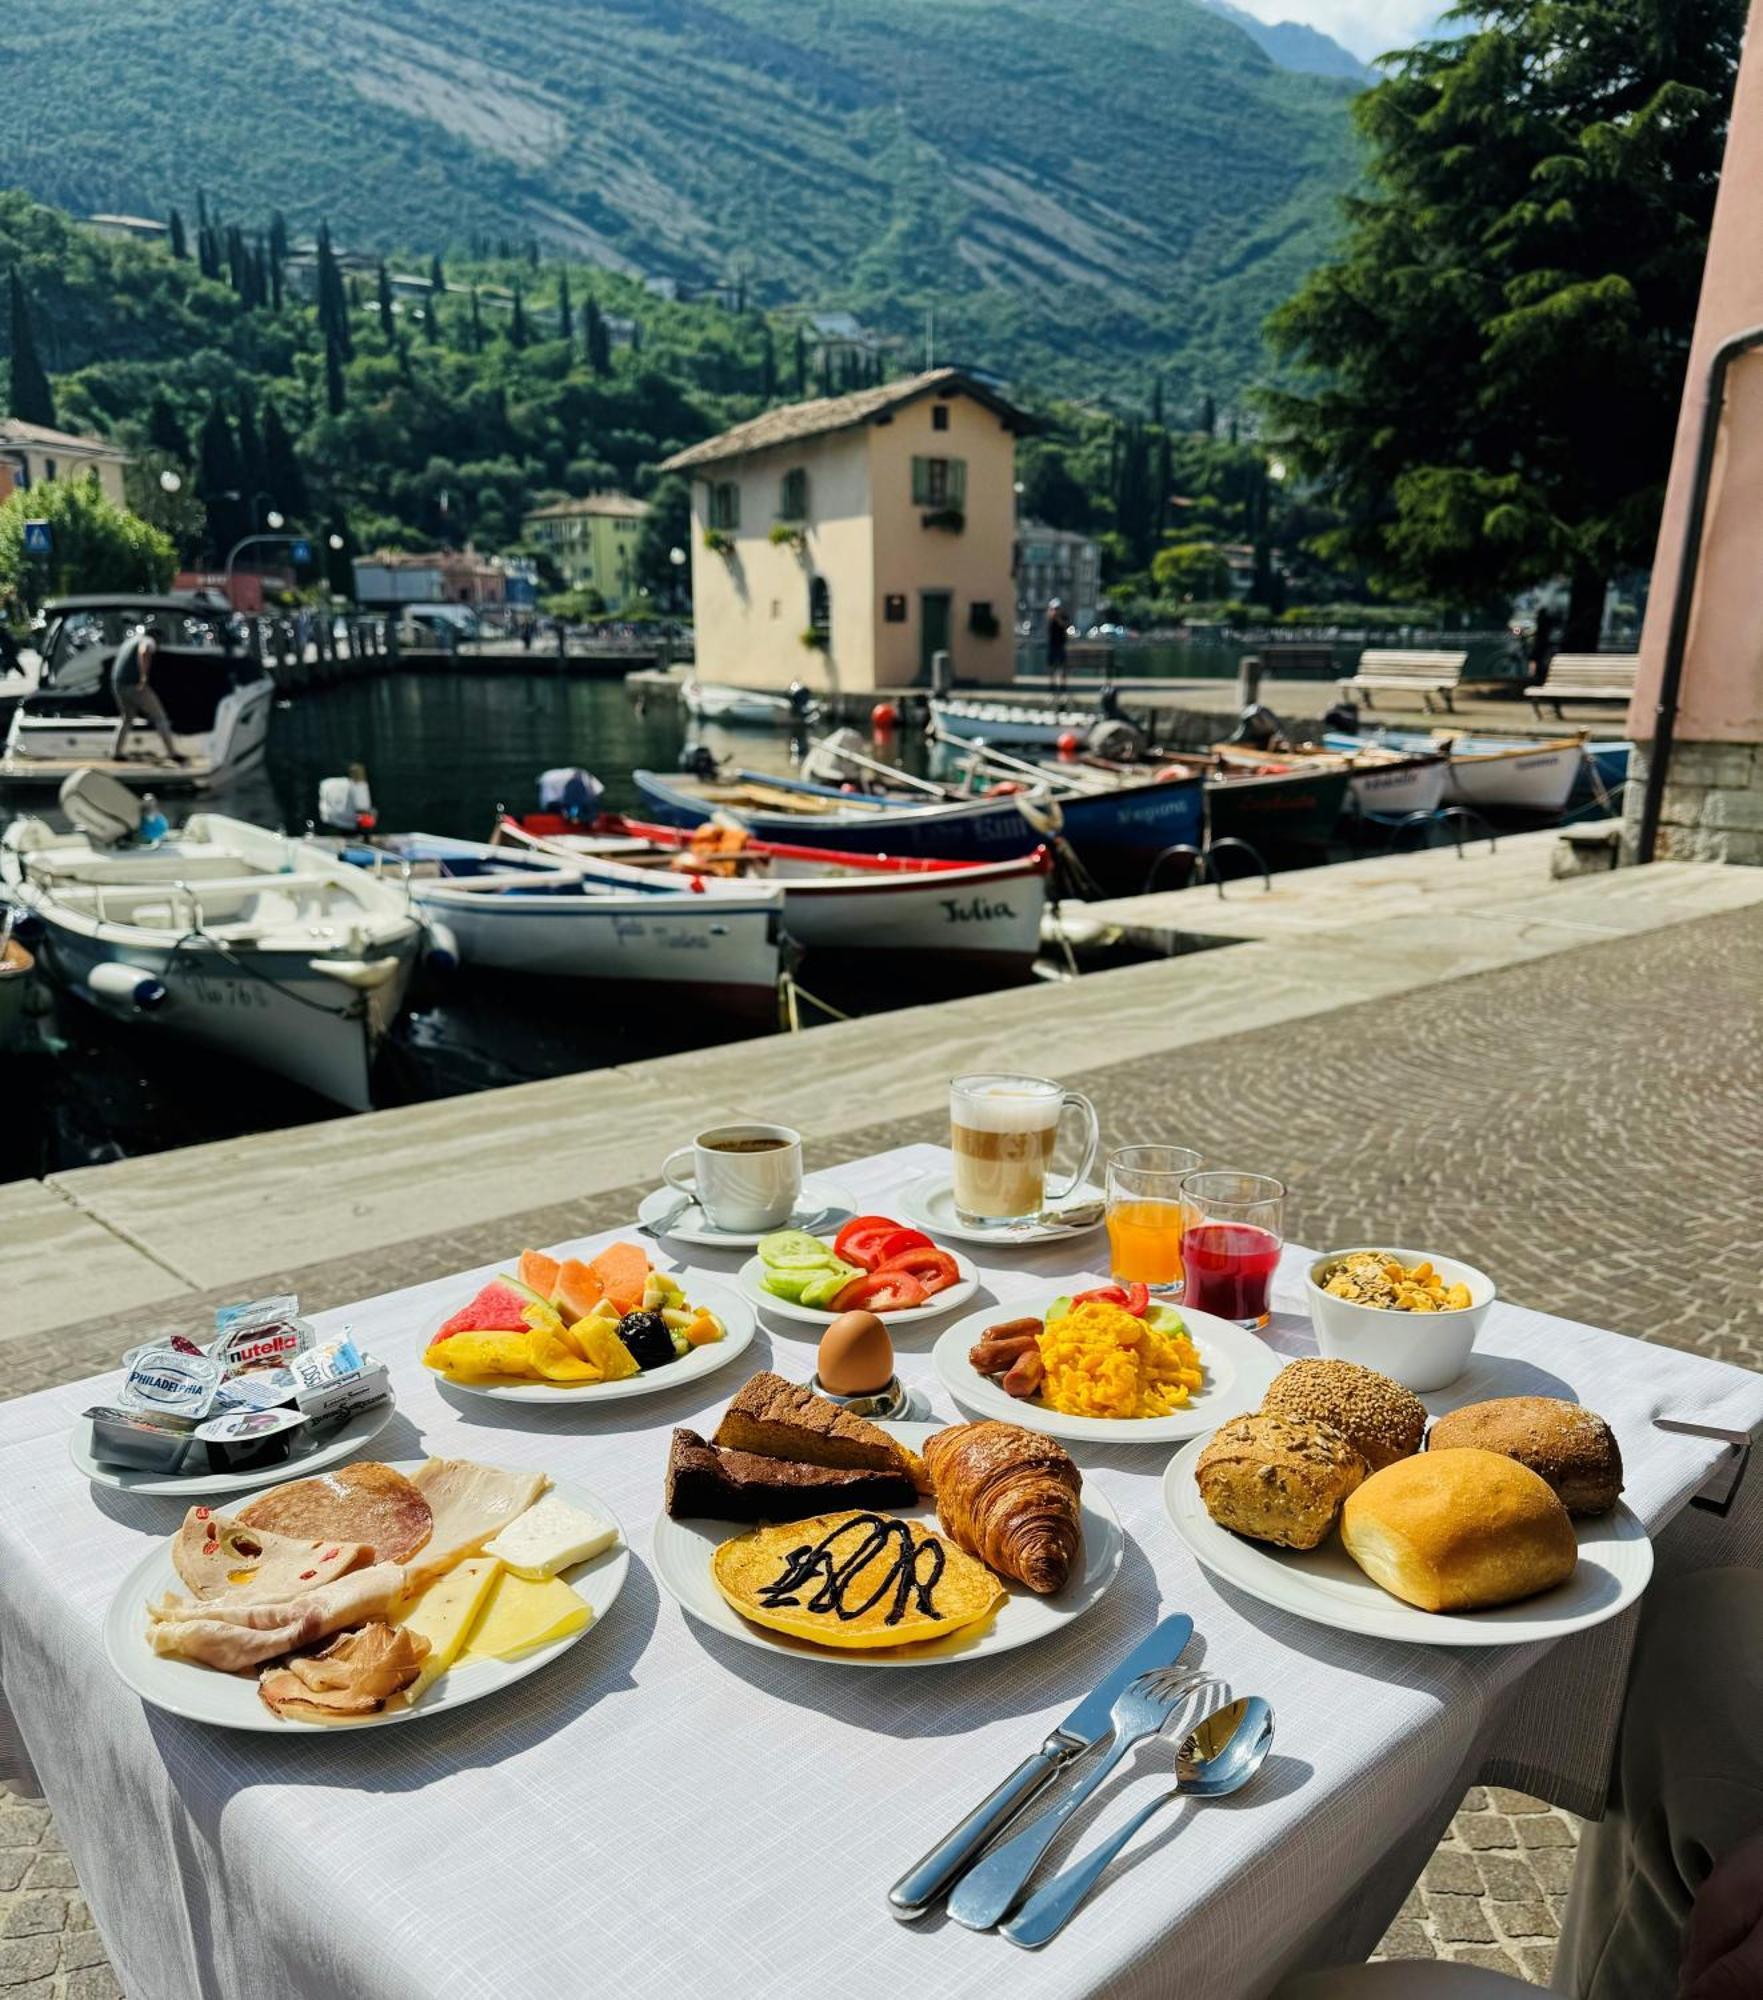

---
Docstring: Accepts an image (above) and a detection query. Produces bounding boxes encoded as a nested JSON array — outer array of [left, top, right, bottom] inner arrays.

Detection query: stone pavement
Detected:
[[5, 899, 1760, 1991]]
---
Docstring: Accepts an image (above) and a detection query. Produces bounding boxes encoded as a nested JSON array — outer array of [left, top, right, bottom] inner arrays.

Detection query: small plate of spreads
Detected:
[[652, 1379, 1124, 1668]]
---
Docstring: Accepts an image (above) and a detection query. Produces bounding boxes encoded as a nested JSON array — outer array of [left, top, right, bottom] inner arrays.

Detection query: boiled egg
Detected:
[[817, 1310, 894, 1395]]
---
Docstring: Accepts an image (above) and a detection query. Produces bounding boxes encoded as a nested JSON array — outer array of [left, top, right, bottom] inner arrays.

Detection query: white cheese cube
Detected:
[[483, 1493, 619, 1580]]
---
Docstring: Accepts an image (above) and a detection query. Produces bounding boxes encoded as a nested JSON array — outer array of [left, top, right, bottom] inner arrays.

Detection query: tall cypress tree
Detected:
[[262, 400, 309, 519], [167, 208, 188, 260], [758, 323, 776, 399], [315, 223, 352, 359], [584, 296, 610, 375], [468, 287, 484, 353], [792, 324, 807, 395], [145, 393, 188, 460], [509, 277, 529, 349], [196, 400, 245, 562], [557, 267, 572, 343], [6, 272, 56, 428], [269, 209, 290, 266], [429, 253, 445, 294], [235, 386, 266, 517], [377, 262, 396, 342], [323, 333, 347, 416]]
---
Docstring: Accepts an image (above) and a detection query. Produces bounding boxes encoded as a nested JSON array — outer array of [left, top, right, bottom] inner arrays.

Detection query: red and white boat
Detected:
[[497, 814, 1050, 980]]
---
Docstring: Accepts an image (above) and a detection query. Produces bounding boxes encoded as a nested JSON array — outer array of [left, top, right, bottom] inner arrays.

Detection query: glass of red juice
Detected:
[[1178, 1171, 1286, 1328]]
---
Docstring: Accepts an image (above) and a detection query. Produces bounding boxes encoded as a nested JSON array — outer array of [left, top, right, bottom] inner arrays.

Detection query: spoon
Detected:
[[999, 1695, 1274, 1949]]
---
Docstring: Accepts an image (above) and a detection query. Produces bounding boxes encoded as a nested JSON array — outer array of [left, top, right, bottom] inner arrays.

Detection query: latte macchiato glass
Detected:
[[949, 1073, 1100, 1227]]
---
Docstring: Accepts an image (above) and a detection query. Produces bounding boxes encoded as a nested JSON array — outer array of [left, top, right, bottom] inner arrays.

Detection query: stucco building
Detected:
[[521, 493, 648, 604], [661, 368, 1027, 692], [0, 421, 130, 509]]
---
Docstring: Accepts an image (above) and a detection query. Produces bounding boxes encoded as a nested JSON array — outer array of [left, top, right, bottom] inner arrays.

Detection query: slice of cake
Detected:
[[665, 1430, 918, 1522], [713, 1371, 918, 1481]]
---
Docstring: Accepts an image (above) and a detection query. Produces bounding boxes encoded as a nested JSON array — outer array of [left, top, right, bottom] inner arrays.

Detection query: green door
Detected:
[[919, 590, 953, 684]]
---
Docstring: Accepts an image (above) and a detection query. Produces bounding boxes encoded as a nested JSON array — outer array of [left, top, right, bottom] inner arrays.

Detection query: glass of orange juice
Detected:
[[1106, 1145, 1202, 1294]]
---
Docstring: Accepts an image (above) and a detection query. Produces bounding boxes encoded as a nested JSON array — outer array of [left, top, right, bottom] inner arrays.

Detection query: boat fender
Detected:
[[1014, 792, 1065, 837], [309, 955, 402, 991], [422, 920, 461, 973], [88, 961, 167, 1010]]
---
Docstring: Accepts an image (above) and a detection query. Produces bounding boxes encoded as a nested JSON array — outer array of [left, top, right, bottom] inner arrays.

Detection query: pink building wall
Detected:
[[1630, 0, 1763, 746]]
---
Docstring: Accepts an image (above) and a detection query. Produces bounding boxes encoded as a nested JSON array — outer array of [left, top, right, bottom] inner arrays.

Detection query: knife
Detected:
[[886, 1611, 1195, 1922]]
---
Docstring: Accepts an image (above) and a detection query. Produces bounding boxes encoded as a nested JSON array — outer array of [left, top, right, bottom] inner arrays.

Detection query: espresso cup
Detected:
[[949, 1073, 1100, 1227], [662, 1123, 803, 1233]]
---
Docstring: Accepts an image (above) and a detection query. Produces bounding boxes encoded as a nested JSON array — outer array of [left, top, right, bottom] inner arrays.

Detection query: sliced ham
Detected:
[[258, 1622, 430, 1722], [235, 1463, 432, 1564], [147, 1562, 408, 1672]]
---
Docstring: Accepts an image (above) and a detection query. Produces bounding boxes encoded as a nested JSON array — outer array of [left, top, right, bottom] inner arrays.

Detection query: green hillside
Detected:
[[0, 0, 1357, 396]]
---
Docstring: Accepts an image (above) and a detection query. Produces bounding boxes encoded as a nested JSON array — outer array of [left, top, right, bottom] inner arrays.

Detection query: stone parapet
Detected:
[[1623, 739, 1763, 864]]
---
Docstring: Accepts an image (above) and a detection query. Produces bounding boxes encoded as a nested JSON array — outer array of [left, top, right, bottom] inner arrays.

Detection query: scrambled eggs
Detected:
[[1037, 1301, 1204, 1420], [1322, 1252, 1472, 1313]]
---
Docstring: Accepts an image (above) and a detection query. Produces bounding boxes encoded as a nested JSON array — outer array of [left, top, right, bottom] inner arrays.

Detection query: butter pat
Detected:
[[482, 1493, 618, 1580], [396, 1556, 501, 1696], [460, 1570, 592, 1664]]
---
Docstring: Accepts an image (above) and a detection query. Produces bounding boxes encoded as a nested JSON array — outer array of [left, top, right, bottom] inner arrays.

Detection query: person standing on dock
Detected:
[[1045, 597, 1071, 672], [109, 627, 184, 764]]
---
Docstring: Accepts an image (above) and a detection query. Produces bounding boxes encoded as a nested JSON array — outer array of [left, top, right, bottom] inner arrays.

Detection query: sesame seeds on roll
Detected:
[[1261, 1358, 1428, 1471]]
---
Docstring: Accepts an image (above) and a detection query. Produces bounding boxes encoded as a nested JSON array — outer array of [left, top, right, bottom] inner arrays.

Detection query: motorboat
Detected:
[[0, 595, 274, 791], [497, 812, 1050, 982], [1, 773, 422, 1109], [343, 832, 784, 1024], [681, 678, 820, 729], [926, 694, 1145, 758], [1210, 740, 1450, 819], [1326, 730, 1586, 813]]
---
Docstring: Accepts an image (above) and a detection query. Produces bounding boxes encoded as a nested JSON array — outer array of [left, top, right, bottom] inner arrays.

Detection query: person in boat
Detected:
[[110, 626, 184, 764]]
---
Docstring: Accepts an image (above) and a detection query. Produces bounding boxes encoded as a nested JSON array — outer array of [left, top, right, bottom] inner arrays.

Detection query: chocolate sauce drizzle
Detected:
[[757, 1513, 945, 1627]]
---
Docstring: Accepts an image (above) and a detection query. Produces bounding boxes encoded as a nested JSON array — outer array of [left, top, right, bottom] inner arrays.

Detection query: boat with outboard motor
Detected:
[[682, 678, 821, 729], [0, 596, 274, 791], [1, 772, 423, 1108], [1324, 729, 1587, 813]]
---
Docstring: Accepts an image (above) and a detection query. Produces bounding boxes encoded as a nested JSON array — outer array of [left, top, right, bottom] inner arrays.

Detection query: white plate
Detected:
[[636, 1175, 859, 1249], [897, 1175, 1105, 1247], [651, 1421, 1122, 1668], [737, 1252, 979, 1327], [436, 1275, 755, 1404], [931, 1296, 1283, 1444], [104, 1463, 629, 1729], [70, 1397, 396, 1497], [1162, 1434, 1654, 1647]]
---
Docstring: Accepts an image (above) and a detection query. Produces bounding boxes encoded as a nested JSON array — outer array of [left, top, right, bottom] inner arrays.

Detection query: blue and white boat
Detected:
[[631, 765, 1204, 873], [1326, 730, 1586, 813], [343, 833, 783, 1025]]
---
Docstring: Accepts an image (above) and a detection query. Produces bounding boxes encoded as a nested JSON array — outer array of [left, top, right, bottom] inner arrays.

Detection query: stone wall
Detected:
[[1623, 739, 1763, 864]]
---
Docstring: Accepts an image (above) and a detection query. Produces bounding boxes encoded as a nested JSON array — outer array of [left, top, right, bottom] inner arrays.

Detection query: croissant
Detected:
[[922, 1421, 1083, 1595]]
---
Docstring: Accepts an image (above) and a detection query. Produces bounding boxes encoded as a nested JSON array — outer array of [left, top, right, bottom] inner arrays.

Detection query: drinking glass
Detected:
[[1105, 1145, 1202, 1295], [949, 1073, 1100, 1228], [1178, 1170, 1286, 1329]]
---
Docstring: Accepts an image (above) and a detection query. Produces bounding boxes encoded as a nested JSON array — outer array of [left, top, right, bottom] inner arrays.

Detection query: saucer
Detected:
[[897, 1175, 1106, 1248], [636, 1175, 859, 1249]]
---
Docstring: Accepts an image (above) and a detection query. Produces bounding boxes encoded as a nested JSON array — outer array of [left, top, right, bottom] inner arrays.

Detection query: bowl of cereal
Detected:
[[1303, 1248, 1493, 1391]]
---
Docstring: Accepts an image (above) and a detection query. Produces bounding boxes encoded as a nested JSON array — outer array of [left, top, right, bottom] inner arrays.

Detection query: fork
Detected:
[[945, 1665, 1209, 1930]]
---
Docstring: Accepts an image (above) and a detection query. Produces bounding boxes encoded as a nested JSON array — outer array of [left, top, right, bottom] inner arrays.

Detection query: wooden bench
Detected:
[[1336, 649, 1470, 712], [1526, 652, 1640, 716]]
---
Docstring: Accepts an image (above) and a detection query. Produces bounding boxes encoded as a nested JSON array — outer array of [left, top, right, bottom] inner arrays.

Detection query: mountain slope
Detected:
[[0, 0, 1358, 395], [1199, 0, 1373, 80]]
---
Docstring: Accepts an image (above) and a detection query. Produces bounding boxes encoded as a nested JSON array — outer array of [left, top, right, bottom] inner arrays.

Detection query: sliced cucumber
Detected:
[[1045, 1294, 1074, 1324], [761, 1267, 818, 1302], [1144, 1303, 1187, 1336], [798, 1265, 862, 1309], [757, 1229, 837, 1270]]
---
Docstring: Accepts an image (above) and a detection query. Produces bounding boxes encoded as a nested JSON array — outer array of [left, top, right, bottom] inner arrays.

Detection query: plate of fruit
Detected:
[[738, 1215, 980, 1326], [422, 1242, 755, 1403]]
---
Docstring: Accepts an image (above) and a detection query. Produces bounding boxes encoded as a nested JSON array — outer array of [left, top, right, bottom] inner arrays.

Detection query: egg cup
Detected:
[[809, 1373, 914, 1422]]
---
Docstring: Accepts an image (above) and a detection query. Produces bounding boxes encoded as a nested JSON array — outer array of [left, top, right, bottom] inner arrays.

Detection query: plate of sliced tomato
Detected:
[[740, 1214, 981, 1325]]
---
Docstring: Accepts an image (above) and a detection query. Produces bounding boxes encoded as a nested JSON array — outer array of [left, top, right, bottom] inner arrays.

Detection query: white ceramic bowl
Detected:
[[1303, 1247, 1494, 1392]]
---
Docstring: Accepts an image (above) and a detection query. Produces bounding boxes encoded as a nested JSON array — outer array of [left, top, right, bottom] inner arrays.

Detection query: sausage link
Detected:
[[1002, 1350, 1046, 1398]]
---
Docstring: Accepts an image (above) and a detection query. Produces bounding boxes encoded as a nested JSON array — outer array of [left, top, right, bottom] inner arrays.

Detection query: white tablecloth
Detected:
[[2, 1142, 1760, 2000]]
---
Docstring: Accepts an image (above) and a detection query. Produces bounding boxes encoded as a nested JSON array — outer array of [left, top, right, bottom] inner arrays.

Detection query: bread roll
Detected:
[[1194, 1413, 1367, 1551], [1261, 1358, 1427, 1470], [1426, 1397, 1621, 1515], [1341, 1448, 1577, 1612]]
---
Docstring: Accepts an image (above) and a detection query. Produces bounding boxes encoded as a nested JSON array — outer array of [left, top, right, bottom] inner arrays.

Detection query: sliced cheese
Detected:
[[482, 1492, 618, 1580], [459, 1570, 592, 1664], [395, 1556, 501, 1696]]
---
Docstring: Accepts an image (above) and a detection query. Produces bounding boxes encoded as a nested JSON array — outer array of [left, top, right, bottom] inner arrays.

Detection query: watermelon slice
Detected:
[[430, 1275, 548, 1346], [518, 1249, 562, 1301], [553, 1257, 605, 1325], [587, 1241, 650, 1315]]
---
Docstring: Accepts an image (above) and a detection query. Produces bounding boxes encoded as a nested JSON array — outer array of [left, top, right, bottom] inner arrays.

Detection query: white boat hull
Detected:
[[683, 681, 814, 728], [929, 699, 1095, 747], [1443, 742, 1582, 812], [1345, 757, 1450, 816], [0, 679, 275, 791]]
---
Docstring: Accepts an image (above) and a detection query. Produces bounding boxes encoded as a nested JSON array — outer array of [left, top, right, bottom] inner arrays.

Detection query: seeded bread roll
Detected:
[[1261, 1358, 1427, 1471], [1426, 1398, 1622, 1516], [1194, 1413, 1367, 1551], [1341, 1448, 1578, 1612]]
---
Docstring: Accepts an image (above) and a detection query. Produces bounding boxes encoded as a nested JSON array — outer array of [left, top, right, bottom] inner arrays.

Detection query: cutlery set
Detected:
[[889, 1613, 1274, 1947]]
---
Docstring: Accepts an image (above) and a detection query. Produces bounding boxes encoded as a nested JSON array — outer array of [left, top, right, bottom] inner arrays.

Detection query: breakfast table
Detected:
[[2, 1140, 1760, 2000]]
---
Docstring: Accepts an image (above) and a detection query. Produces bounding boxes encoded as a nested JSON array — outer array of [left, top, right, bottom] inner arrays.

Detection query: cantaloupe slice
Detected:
[[587, 1241, 650, 1314], [553, 1258, 605, 1324], [518, 1249, 562, 1301]]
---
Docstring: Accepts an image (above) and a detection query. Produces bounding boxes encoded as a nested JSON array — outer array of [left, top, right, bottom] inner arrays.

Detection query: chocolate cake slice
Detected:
[[712, 1370, 912, 1476], [666, 1429, 917, 1523]]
